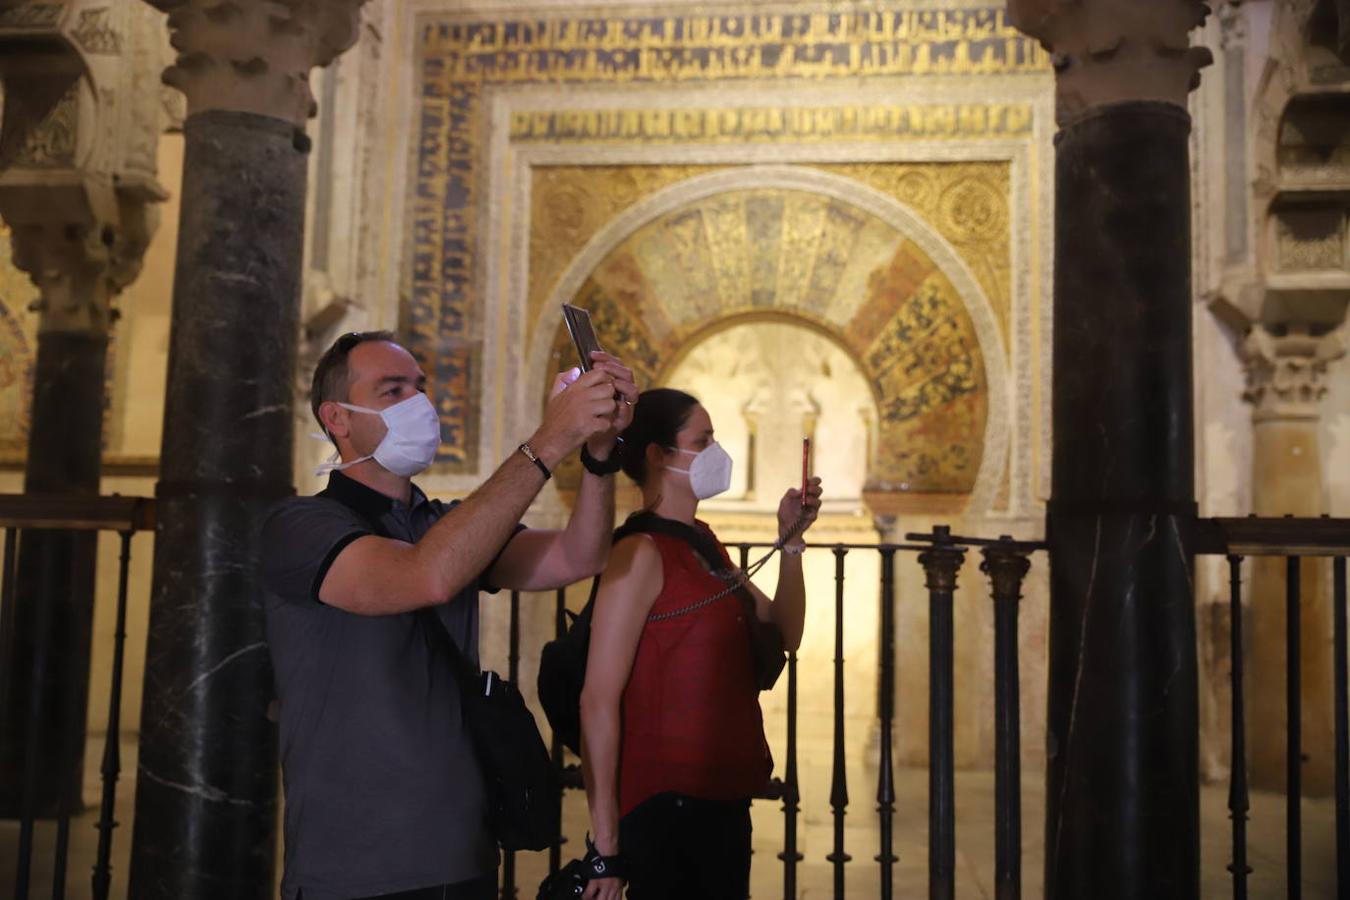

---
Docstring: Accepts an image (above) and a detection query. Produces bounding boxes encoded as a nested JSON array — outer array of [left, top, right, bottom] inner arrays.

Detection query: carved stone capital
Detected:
[[1216, 1, 1246, 50], [149, 0, 366, 124], [1, 175, 160, 336], [1008, 0, 1214, 124], [1240, 324, 1348, 421]]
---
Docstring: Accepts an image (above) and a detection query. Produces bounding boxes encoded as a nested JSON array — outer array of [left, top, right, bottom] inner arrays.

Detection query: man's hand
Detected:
[[583, 351, 638, 459], [778, 475, 823, 545], [531, 367, 623, 468]]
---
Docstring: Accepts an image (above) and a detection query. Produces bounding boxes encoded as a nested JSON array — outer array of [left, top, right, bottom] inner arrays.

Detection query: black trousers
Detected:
[[298, 874, 496, 900], [620, 793, 752, 900]]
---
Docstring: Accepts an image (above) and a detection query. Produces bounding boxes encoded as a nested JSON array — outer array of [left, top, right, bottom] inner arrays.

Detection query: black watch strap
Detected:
[[580, 442, 622, 476]]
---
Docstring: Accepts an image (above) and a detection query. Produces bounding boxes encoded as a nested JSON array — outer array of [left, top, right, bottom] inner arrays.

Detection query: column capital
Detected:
[[3, 187, 159, 336], [1240, 323, 1348, 421], [1007, 0, 1214, 124], [1216, 1, 1247, 50], [149, 0, 367, 124]]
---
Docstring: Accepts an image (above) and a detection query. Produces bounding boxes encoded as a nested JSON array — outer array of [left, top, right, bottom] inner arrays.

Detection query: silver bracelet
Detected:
[[781, 543, 806, 556]]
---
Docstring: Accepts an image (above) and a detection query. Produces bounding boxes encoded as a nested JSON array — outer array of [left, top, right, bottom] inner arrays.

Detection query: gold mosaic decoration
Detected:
[[413, 4, 1044, 470], [539, 186, 987, 493]]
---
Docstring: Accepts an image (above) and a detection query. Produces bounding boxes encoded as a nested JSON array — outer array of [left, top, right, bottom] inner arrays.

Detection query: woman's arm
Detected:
[[743, 477, 822, 651], [579, 535, 663, 864]]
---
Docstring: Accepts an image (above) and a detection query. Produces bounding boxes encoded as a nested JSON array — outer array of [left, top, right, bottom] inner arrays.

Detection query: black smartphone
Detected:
[[561, 303, 603, 372]]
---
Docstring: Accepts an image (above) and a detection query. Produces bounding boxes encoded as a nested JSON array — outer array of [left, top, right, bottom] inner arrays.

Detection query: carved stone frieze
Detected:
[[1008, 0, 1212, 123], [5, 82, 82, 168], [72, 6, 121, 55], [148, 0, 367, 124], [0, 4, 63, 29], [1240, 323, 1348, 421]]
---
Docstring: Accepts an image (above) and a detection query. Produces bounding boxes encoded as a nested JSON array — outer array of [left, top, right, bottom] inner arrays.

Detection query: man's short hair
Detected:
[[310, 331, 398, 431]]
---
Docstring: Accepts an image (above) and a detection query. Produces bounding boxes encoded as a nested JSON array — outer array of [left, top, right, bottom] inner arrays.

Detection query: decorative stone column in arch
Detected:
[[128, 3, 366, 898]]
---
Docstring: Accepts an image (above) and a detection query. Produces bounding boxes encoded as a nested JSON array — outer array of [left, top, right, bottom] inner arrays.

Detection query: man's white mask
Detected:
[[316, 393, 441, 477]]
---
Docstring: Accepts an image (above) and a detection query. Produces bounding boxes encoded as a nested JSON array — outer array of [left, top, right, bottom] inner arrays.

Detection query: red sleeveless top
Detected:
[[617, 524, 773, 817]]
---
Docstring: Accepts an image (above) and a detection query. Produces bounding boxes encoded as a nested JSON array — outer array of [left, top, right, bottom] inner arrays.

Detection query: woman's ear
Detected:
[[644, 441, 666, 473]]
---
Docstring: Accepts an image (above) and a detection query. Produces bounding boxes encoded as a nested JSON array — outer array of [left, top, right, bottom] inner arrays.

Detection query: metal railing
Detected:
[[1193, 516, 1350, 900], [0, 494, 155, 900], [501, 525, 1047, 900], [3, 496, 1346, 900]]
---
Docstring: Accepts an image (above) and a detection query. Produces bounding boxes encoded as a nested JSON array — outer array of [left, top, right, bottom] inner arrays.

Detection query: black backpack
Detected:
[[537, 512, 785, 756]]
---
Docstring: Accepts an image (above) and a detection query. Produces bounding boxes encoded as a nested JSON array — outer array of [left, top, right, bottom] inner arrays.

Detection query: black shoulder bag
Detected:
[[318, 489, 559, 851], [416, 608, 560, 852]]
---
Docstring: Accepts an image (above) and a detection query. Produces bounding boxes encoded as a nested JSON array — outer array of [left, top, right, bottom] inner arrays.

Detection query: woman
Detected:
[[579, 388, 822, 900]]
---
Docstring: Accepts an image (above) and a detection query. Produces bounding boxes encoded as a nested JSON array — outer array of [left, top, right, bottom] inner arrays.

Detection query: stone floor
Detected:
[[0, 735, 1339, 899]]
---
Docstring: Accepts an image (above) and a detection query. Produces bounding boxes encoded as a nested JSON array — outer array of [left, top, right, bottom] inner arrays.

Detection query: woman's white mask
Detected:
[[315, 392, 441, 477], [666, 442, 734, 500]]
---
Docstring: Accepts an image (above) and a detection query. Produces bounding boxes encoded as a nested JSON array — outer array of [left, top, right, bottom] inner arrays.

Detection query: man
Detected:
[[260, 330, 637, 900]]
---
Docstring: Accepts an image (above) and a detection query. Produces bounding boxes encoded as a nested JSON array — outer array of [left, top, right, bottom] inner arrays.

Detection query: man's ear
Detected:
[[318, 400, 348, 441]]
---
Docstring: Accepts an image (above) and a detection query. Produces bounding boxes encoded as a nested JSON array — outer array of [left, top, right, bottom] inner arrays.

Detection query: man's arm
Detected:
[[318, 368, 620, 615], [488, 352, 638, 592], [484, 462, 615, 591]]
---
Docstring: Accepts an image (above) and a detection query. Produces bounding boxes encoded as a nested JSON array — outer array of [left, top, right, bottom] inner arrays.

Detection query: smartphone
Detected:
[[801, 437, 811, 497], [561, 303, 603, 372]]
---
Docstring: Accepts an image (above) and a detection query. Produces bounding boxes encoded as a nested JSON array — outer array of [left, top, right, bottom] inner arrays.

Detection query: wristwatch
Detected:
[[580, 442, 622, 476]]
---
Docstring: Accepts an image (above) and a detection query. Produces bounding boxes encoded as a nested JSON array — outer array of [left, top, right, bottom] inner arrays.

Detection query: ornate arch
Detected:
[[526, 165, 1010, 513]]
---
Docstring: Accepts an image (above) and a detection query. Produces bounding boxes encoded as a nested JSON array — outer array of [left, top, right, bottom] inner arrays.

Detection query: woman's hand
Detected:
[[581, 874, 625, 900], [778, 476, 823, 545]]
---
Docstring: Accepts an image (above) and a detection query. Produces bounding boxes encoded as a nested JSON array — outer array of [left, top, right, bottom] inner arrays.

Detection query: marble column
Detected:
[[0, 1, 167, 817], [1008, 1, 1211, 897], [1242, 325, 1345, 796], [127, 3, 364, 898], [0, 207, 150, 816]]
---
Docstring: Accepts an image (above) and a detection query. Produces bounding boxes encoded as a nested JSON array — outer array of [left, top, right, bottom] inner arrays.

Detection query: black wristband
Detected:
[[584, 834, 625, 880], [580, 442, 622, 476], [518, 442, 551, 481]]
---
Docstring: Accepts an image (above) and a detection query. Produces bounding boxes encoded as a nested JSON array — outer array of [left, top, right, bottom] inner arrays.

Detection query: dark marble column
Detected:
[[0, 220, 123, 818], [1045, 102, 1199, 899], [0, 330, 106, 817], [127, 109, 303, 900], [0, 6, 166, 819], [1007, 1, 1212, 897], [128, 3, 364, 896]]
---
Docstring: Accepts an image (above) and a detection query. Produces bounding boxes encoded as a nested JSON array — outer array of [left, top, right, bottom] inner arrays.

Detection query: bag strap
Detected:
[[317, 486, 481, 684], [613, 511, 758, 622]]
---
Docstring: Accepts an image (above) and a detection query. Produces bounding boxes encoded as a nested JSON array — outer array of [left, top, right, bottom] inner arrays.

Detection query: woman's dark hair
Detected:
[[618, 388, 700, 485]]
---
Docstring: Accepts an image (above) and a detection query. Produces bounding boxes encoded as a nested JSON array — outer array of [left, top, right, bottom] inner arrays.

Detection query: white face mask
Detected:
[[666, 442, 733, 500], [315, 392, 441, 477]]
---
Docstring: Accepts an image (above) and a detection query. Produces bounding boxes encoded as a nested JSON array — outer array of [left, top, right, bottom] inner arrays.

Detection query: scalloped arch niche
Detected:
[[543, 184, 991, 509]]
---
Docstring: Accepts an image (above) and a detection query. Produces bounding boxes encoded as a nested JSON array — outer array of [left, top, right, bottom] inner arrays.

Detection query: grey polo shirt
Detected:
[[260, 471, 521, 900]]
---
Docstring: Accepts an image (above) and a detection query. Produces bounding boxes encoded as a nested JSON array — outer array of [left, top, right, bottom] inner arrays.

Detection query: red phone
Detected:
[[801, 437, 810, 497]]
